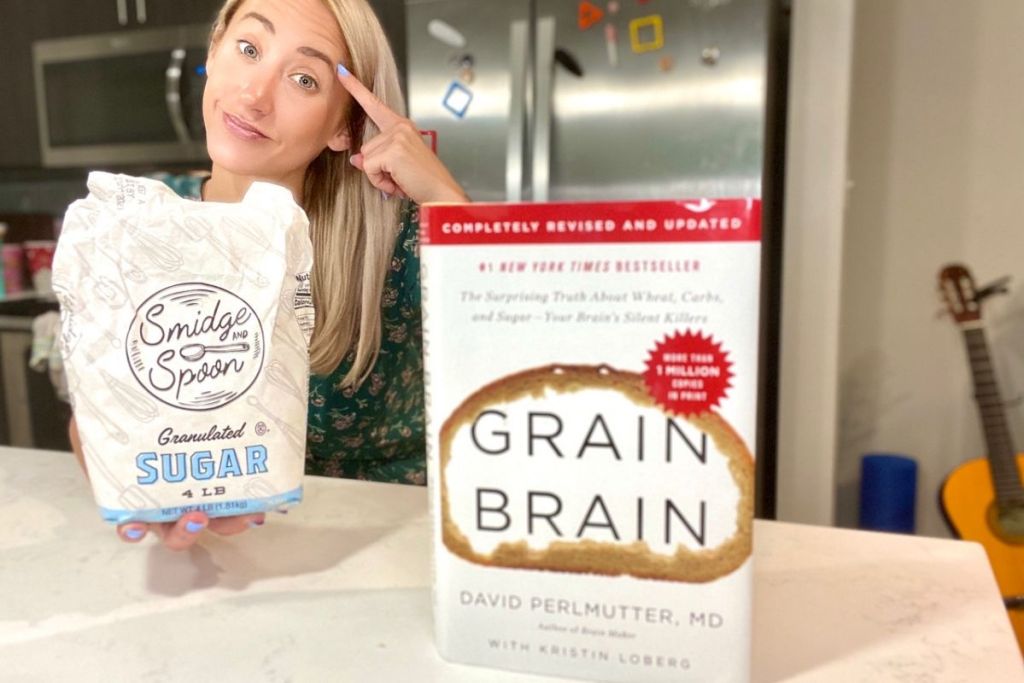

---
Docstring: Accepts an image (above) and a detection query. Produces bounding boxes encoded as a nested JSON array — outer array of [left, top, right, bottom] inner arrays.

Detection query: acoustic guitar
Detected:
[[938, 263, 1024, 651]]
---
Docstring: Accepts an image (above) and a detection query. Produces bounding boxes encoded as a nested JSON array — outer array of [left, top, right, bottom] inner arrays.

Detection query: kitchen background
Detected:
[[0, 0, 1022, 543]]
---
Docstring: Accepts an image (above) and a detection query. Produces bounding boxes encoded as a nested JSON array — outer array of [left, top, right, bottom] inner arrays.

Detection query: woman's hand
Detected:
[[69, 416, 265, 551], [336, 64, 469, 205], [116, 510, 265, 551]]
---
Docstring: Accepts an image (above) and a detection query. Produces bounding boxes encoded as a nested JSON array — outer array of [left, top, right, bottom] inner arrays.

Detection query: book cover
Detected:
[[420, 199, 761, 682]]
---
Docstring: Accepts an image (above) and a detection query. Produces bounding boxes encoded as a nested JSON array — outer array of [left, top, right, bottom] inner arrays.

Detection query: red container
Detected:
[[24, 240, 56, 293], [2, 244, 26, 294]]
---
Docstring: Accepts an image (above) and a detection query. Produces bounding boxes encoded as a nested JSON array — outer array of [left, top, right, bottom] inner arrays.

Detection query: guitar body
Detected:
[[942, 454, 1024, 651]]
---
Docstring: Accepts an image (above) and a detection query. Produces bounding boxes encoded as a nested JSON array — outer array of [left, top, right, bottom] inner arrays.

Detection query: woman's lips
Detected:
[[223, 112, 268, 141]]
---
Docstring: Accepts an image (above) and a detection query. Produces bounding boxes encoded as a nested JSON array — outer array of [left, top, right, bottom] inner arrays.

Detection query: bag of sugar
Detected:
[[52, 172, 314, 524]]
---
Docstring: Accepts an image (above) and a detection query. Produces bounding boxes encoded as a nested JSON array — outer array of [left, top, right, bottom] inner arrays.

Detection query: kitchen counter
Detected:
[[1, 447, 1020, 682]]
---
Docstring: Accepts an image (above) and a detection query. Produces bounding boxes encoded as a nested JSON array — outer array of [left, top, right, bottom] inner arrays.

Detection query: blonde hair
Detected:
[[210, 0, 406, 386]]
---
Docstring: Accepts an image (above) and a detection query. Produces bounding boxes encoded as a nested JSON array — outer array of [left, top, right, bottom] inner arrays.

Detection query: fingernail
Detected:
[[185, 521, 205, 534], [124, 527, 144, 540], [337, 63, 350, 77]]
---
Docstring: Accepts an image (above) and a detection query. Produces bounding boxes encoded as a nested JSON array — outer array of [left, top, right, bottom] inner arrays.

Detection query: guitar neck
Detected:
[[963, 327, 1024, 507]]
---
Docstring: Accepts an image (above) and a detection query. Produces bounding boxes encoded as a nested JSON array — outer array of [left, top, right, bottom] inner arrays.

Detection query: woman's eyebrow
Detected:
[[297, 46, 335, 71], [241, 12, 275, 34]]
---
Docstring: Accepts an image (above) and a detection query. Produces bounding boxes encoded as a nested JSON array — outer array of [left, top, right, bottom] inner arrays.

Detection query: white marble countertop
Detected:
[[1, 447, 1021, 682]]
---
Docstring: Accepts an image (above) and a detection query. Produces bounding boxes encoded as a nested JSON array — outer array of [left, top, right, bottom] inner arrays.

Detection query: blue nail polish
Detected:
[[125, 528, 144, 540], [185, 521, 204, 534], [337, 63, 350, 77]]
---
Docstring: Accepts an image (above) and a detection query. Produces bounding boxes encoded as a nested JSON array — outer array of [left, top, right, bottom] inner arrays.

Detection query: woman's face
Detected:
[[203, 0, 352, 184]]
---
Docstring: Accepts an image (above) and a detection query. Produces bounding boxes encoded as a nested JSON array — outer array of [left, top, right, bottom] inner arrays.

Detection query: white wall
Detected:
[[776, 1, 853, 525], [835, 0, 1024, 537]]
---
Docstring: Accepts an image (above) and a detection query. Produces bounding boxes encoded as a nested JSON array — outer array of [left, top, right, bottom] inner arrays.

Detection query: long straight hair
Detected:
[[209, 0, 406, 386]]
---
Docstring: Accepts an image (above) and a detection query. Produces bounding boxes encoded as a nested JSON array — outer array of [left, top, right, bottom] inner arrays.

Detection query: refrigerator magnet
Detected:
[[554, 49, 584, 78], [578, 1, 604, 30], [630, 15, 664, 54], [605, 23, 619, 67], [701, 46, 721, 66], [452, 54, 475, 84], [442, 81, 473, 118], [427, 19, 467, 49], [420, 130, 438, 153]]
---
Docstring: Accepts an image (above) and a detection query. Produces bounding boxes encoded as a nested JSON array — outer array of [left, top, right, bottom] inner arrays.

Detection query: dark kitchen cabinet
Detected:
[[31, 1, 142, 38], [32, 1, 220, 38], [0, 2, 42, 168], [143, 1, 221, 30]]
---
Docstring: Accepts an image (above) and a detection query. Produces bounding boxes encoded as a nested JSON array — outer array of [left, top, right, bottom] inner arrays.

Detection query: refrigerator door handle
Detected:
[[165, 48, 192, 144], [506, 20, 529, 201], [532, 16, 556, 202]]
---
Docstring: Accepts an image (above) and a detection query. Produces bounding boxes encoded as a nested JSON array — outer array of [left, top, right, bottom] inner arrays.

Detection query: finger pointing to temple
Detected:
[[336, 63, 401, 130]]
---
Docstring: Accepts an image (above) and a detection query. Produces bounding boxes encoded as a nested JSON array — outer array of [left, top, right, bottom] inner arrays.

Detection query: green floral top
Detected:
[[305, 202, 426, 485], [178, 178, 425, 486]]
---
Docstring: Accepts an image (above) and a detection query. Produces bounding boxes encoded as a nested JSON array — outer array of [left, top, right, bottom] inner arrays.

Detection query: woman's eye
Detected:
[[237, 40, 259, 60], [291, 73, 319, 91]]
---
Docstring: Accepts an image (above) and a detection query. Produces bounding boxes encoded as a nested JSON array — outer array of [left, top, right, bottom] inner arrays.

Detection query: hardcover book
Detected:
[[420, 199, 761, 682]]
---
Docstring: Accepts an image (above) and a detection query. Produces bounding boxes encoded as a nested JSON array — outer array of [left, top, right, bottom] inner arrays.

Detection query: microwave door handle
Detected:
[[116, 0, 128, 26], [532, 16, 555, 202], [506, 20, 529, 202], [165, 48, 192, 144]]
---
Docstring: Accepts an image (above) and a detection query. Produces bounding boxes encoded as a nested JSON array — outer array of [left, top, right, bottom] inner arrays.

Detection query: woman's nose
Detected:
[[238, 70, 274, 114]]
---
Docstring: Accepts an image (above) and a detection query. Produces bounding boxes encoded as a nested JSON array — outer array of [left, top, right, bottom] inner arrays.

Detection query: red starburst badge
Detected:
[[643, 330, 734, 417]]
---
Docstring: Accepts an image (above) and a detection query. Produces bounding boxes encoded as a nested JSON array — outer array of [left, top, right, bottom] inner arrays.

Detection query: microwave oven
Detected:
[[33, 24, 210, 168]]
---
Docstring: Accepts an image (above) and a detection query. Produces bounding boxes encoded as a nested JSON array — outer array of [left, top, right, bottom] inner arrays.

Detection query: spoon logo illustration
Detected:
[[125, 283, 265, 410]]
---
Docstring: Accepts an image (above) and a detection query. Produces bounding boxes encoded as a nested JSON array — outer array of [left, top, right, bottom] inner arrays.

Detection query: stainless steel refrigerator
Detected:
[[404, 0, 788, 515], [405, 0, 771, 203]]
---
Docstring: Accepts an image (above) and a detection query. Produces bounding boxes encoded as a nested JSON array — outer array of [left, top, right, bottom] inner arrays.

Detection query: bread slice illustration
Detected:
[[439, 364, 753, 583]]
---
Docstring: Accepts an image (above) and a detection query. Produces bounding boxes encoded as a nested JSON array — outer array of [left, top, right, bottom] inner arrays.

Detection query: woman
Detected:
[[68, 0, 467, 550]]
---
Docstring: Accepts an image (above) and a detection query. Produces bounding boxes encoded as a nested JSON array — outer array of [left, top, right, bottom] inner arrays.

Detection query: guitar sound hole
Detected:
[[988, 502, 1024, 544]]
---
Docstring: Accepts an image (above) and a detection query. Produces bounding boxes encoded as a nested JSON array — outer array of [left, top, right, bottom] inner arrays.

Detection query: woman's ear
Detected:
[[327, 130, 352, 153]]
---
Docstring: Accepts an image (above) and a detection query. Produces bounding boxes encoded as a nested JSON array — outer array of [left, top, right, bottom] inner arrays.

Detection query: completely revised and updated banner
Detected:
[[421, 199, 761, 245]]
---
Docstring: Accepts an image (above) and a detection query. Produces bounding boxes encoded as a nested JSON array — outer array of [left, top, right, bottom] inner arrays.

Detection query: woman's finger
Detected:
[[117, 523, 149, 543], [351, 152, 401, 196], [206, 513, 266, 536], [358, 120, 421, 159], [155, 512, 209, 552], [336, 63, 401, 131]]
